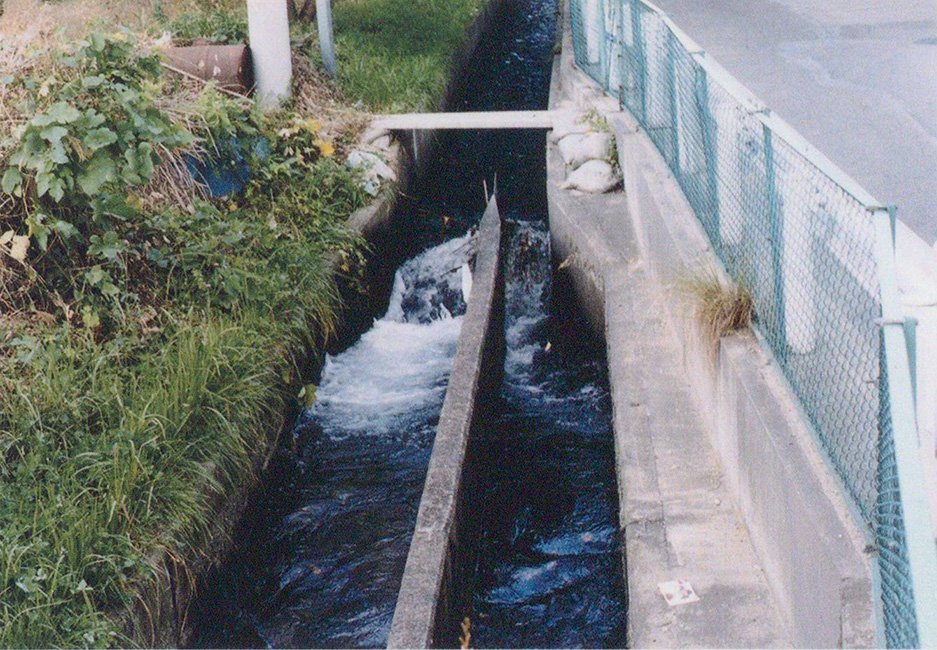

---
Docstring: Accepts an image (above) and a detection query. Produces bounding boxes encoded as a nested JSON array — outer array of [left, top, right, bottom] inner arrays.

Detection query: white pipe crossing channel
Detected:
[[371, 110, 614, 131]]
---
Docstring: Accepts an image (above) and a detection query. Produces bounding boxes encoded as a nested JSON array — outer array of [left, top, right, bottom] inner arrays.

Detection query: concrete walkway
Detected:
[[548, 167, 790, 647]]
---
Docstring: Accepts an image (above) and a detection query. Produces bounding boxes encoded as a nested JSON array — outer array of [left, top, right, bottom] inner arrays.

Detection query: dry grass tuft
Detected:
[[678, 265, 753, 360], [292, 56, 370, 149], [0, 0, 226, 43]]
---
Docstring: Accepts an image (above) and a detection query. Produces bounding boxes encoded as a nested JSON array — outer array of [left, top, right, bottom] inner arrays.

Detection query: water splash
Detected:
[[188, 233, 476, 649]]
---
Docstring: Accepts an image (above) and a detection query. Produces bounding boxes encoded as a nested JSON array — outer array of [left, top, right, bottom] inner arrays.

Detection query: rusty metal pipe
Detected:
[[161, 45, 254, 95]]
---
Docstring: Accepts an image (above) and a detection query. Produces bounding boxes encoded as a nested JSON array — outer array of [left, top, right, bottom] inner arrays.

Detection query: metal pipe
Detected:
[[316, 0, 337, 77], [161, 45, 253, 94]]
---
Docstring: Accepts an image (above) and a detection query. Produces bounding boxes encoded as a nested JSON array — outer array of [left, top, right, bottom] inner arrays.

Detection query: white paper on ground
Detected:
[[658, 579, 700, 606]]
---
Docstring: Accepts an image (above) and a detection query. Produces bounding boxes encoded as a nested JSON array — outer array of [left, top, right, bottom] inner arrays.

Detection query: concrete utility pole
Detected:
[[316, 0, 337, 77], [246, 0, 293, 109]]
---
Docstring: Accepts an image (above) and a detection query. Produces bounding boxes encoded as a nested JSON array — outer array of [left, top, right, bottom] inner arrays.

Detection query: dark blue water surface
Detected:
[[467, 223, 626, 648]]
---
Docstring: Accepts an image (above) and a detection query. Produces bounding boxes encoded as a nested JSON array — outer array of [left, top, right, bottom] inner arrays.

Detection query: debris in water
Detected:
[[461, 263, 473, 302], [658, 579, 700, 606], [460, 617, 472, 649]]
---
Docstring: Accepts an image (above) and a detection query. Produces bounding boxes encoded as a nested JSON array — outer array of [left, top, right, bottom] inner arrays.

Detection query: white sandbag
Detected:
[[557, 132, 612, 169], [559, 159, 620, 194], [549, 113, 591, 143], [370, 134, 394, 150], [360, 125, 392, 145]]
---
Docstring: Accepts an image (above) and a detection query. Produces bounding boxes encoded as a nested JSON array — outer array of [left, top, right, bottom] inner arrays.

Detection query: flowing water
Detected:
[[189, 0, 625, 646], [189, 235, 476, 648], [467, 224, 626, 648]]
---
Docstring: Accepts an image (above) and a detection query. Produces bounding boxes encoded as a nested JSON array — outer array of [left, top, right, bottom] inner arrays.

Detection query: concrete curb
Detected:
[[387, 196, 504, 649]]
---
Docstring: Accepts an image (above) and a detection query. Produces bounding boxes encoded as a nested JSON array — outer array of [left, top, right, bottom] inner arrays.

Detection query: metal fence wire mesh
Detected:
[[567, 0, 924, 645]]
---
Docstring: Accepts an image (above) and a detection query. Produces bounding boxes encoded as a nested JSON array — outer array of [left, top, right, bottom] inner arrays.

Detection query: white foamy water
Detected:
[[309, 232, 476, 439]]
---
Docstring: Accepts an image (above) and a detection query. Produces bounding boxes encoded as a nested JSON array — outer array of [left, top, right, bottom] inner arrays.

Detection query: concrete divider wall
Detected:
[[387, 197, 504, 649]]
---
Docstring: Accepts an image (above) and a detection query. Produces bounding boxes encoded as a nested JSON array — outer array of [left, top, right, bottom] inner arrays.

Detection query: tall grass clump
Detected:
[[677, 265, 754, 361], [0, 315, 281, 647]]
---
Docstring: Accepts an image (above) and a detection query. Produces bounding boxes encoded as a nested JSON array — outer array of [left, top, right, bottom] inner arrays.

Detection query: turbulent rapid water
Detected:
[[468, 223, 626, 648], [188, 234, 477, 649]]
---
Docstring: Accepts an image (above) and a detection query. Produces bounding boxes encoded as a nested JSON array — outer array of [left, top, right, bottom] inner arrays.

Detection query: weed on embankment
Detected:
[[0, 0, 490, 644]]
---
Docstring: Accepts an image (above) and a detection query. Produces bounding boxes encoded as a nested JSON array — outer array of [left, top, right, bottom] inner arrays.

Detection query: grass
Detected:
[[0, 314, 281, 647], [677, 265, 754, 360], [331, 0, 489, 111], [0, 0, 490, 644], [0, 157, 367, 647]]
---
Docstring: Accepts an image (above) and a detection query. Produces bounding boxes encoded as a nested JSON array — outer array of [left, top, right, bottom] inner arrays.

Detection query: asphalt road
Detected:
[[648, 0, 937, 244]]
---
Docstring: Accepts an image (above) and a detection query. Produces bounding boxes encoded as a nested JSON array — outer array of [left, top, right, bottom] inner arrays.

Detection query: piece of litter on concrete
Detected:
[[658, 579, 700, 606]]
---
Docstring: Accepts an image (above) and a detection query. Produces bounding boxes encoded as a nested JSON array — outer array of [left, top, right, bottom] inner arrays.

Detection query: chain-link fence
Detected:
[[567, 0, 936, 646]]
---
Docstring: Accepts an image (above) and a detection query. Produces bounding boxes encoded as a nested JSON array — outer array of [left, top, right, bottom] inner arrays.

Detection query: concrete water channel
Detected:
[[188, 0, 626, 647], [186, 0, 886, 645]]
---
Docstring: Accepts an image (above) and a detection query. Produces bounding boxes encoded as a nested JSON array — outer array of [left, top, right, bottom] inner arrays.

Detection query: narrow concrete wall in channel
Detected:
[[387, 196, 504, 649]]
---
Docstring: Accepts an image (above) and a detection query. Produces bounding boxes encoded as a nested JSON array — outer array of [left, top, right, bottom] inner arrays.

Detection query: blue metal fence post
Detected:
[[694, 58, 721, 242], [597, 0, 608, 87], [667, 31, 681, 176], [631, 3, 646, 124], [762, 120, 787, 352], [903, 318, 919, 411]]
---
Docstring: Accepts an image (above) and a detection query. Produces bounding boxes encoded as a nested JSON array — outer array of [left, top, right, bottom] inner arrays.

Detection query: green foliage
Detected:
[[0, 314, 283, 648], [163, 6, 249, 45], [192, 86, 258, 164], [5, 34, 190, 212], [330, 0, 488, 111]]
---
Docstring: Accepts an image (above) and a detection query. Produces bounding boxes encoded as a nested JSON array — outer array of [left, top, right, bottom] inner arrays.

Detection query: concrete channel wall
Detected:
[[387, 196, 504, 649], [546, 2, 877, 646], [614, 114, 878, 647]]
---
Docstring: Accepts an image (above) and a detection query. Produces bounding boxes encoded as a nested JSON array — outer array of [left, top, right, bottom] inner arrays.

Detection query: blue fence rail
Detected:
[[566, 0, 937, 646]]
